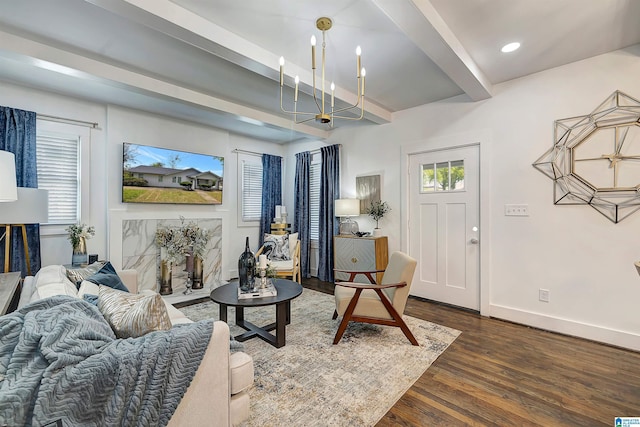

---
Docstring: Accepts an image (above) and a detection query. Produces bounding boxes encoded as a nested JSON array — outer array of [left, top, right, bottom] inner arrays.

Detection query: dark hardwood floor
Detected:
[[302, 277, 640, 426]]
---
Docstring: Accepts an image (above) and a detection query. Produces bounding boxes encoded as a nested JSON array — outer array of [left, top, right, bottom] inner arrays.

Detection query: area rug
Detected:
[[180, 289, 460, 426]]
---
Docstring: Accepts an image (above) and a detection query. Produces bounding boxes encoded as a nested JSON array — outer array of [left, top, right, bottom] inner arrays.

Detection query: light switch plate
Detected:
[[505, 204, 529, 216]]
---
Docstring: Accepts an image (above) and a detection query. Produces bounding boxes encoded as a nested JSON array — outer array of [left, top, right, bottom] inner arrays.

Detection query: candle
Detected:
[[185, 253, 194, 274], [281, 205, 287, 215], [279, 56, 284, 86], [259, 254, 267, 269]]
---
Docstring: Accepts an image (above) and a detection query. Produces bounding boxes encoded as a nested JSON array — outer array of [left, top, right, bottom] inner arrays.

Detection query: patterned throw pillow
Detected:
[[262, 234, 290, 261], [64, 261, 105, 288], [97, 285, 171, 338], [86, 261, 129, 292]]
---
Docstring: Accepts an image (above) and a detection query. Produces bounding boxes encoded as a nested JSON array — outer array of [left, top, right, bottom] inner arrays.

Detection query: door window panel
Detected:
[[421, 160, 465, 192]]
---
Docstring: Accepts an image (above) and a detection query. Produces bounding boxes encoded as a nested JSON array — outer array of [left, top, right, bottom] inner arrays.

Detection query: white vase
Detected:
[[372, 228, 383, 237]]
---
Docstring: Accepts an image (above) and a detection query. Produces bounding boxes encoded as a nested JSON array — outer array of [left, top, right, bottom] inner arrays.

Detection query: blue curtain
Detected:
[[259, 154, 282, 246], [0, 106, 41, 276], [317, 144, 340, 282], [293, 151, 311, 278]]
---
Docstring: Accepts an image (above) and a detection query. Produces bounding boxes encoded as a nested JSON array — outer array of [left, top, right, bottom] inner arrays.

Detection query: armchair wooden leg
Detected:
[[333, 288, 363, 345], [374, 289, 419, 346]]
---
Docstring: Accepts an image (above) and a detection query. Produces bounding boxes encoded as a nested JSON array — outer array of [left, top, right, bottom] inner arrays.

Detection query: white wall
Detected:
[[5, 44, 640, 350], [1, 83, 285, 279], [0, 81, 108, 267], [105, 106, 287, 280], [321, 45, 640, 350]]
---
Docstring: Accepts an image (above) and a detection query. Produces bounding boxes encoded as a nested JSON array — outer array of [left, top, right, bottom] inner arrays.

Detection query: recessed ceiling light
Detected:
[[501, 42, 521, 53]]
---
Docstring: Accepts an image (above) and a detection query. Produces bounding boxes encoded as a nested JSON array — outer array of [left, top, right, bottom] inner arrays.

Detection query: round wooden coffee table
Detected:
[[210, 278, 303, 348]]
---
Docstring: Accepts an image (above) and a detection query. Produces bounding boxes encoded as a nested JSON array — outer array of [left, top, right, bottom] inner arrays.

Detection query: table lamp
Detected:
[[0, 187, 49, 275], [335, 198, 360, 235]]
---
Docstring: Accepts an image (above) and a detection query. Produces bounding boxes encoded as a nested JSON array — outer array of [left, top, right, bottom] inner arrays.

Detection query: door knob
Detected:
[[470, 238, 479, 244]]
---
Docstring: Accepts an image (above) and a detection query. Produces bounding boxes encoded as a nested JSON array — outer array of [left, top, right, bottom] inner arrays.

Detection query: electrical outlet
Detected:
[[539, 289, 550, 302], [505, 204, 529, 216]]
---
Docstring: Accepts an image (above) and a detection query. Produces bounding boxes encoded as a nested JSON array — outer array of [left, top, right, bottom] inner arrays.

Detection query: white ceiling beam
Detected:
[[0, 29, 329, 139], [84, 0, 392, 124], [372, 0, 492, 101]]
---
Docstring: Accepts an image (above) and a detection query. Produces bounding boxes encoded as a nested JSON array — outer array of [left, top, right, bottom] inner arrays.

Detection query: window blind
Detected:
[[309, 156, 321, 240], [36, 133, 80, 224], [242, 161, 263, 222]]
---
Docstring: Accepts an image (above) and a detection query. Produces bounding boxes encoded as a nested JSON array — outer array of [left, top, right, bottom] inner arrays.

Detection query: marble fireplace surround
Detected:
[[109, 213, 223, 304]]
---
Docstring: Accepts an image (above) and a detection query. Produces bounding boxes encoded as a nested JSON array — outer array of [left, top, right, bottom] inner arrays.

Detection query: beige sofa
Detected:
[[17, 265, 253, 427]]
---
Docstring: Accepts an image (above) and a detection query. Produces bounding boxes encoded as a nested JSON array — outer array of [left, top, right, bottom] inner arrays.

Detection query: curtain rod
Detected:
[[233, 148, 262, 157], [235, 143, 342, 157], [307, 143, 343, 155], [37, 114, 99, 129]]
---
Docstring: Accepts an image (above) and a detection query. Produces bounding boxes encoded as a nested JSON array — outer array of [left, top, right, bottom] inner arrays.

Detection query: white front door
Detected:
[[408, 145, 480, 310]]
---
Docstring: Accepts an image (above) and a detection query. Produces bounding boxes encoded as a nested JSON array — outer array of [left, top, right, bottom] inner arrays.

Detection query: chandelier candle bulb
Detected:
[[331, 82, 335, 108], [294, 76, 299, 102], [361, 68, 366, 95], [279, 57, 284, 86], [311, 35, 316, 69], [356, 46, 362, 78]]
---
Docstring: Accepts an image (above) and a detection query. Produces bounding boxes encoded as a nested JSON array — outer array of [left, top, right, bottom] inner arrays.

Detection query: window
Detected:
[[309, 153, 322, 240], [239, 156, 263, 223], [36, 121, 89, 225], [172, 177, 177, 183], [158, 176, 163, 182], [421, 160, 465, 192]]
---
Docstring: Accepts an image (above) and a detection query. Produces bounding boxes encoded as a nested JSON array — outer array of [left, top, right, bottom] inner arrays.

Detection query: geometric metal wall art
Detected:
[[533, 90, 640, 223]]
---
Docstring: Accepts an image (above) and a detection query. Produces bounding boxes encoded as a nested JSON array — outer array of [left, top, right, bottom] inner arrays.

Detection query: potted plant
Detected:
[[180, 218, 213, 289], [366, 201, 390, 236], [155, 225, 187, 295], [66, 223, 95, 266]]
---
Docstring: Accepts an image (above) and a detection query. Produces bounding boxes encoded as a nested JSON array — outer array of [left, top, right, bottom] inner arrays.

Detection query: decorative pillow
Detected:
[[83, 294, 99, 306], [86, 261, 129, 292], [262, 233, 290, 261], [78, 280, 100, 298], [32, 265, 78, 300], [78, 280, 100, 305], [65, 261, 105, 288], [97, 285, 171, 338]]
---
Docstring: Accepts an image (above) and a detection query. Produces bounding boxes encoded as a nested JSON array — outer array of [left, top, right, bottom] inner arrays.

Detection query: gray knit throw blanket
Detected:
[[0, 296, 213, 427]]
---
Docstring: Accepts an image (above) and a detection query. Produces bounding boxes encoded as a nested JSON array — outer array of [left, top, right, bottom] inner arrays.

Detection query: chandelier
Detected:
[[279, 17, 366, 126]]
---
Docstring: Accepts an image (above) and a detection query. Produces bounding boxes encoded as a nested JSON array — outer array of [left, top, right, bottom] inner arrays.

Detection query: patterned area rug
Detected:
[[180, 289, 460, 426]]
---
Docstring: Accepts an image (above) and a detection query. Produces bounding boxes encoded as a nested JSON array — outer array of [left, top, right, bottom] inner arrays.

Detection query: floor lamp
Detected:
[[0, 187, 49, 276]]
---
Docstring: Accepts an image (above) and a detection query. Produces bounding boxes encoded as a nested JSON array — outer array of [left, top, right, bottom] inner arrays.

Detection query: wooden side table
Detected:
[[334, 235, 389, 284], [0, 272, 21, 315]]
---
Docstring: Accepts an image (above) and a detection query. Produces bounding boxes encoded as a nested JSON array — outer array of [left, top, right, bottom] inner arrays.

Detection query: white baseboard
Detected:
[[490, 304, 640, 351]]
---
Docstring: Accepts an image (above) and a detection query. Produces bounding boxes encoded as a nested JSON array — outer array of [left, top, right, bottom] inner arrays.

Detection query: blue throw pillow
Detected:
[[83, 294, 99, 306], [86, 261, 129, 293]]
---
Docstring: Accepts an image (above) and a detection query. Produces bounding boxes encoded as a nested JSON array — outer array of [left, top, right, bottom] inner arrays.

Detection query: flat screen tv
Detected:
[[122, 142, 224, 205]]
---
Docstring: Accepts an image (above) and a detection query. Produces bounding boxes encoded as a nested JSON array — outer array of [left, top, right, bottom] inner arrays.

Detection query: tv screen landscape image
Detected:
[[122, 142, 224, 205]]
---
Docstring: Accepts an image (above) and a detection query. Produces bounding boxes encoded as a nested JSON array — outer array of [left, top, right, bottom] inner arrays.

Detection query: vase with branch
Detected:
[[366, 201, 390, 236], [155, 225, 187, 295], [179, 218, 213, 290], [66, 223, 95, 266]]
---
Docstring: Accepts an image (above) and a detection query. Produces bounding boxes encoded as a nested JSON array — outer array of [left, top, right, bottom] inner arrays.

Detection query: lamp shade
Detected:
[[0, 188, 49, 224], [335, 198, 360, 217], [0, 151, 18, 202]]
